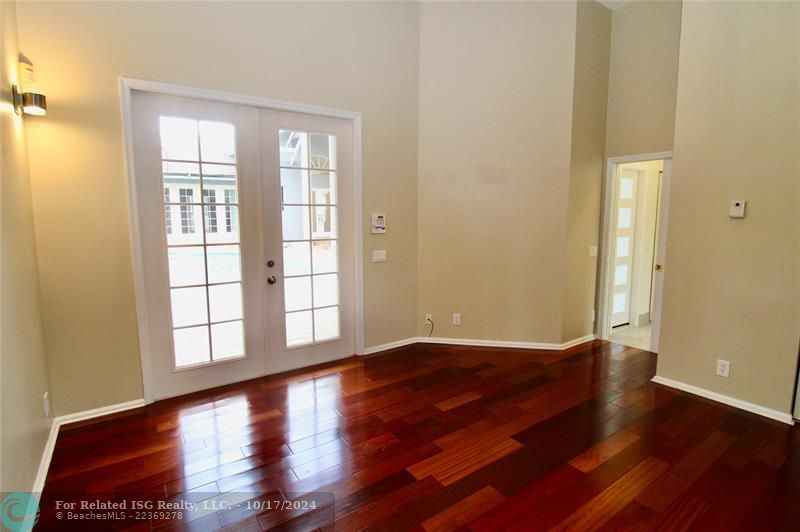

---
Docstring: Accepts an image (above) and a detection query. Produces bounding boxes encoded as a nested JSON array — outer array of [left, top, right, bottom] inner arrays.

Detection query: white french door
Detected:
[[259, 111, 355, 374], [611, 167, 639, 327], [130, 92, 355, 400]]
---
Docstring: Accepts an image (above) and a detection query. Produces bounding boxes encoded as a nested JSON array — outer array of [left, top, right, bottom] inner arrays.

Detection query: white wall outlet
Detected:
[[591, 309, 596, 323], [424, 313, 433, 325], [589, 245, 598, 257], [729, 200, 746, 218], [716, 359, 731, 378], [43, 392, 51, 418], [371, 249, 387, 262], [452, 313, 461, 326]]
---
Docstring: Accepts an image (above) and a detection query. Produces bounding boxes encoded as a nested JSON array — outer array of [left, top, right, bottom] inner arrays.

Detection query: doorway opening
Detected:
[[598, 152, 672, 353]]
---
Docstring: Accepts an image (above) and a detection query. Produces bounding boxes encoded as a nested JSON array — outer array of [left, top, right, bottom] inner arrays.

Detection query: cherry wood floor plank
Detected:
[[550, 456, 669, 531], [421, 485, 505, 531]]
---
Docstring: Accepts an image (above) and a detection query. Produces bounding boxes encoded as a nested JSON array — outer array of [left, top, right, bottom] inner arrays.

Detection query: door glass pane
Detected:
[[613, 293, 626, 314], [211, 320, 244, 359], [311, 205, 337, 239], [286, 311, 313, 347], [618, 207, 632, 229], [619, 178, 634, 199], [209, 283, 243, 322], [314, 307, 339, 341], [171, 287, 208, 327], [279, 129, 340, 348], [285, 276, 312, 312], [282, 206, 310, 241], [284, 242, 311, 276], [281, 169, 309, 204], [614, 265, 628, 286], [311, 171, 336, 205], [199, 121, 236, 163], [616, 236, 630, 258], [202, 164, 237, 202], [159, 116, 245, 368], [163, 161, 203, 246], [207, 245, 241, 284], [206, 205, 239, 244], [168, 247, 206, 287], [313, 274, 338, 308], [312, 241, 337, 274], [173, 326, 210, 367], [160, 117, 198, 161], [309, 134, 336, 170], [279, 130, 307, 167]]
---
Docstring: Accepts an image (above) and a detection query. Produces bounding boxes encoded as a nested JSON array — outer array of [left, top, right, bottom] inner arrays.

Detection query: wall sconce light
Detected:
[[12, 85, 47, 116], [13, 54, 46, 116]]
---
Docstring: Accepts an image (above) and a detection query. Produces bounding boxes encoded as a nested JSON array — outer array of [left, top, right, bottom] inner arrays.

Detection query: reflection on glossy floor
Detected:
[[610, 323, 652, 351], [40, 340, 800, 530]]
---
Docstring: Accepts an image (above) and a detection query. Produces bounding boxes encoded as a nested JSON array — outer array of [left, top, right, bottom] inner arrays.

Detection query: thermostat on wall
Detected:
[[729, 200, 746, 218], [371, 213, 387, 234]]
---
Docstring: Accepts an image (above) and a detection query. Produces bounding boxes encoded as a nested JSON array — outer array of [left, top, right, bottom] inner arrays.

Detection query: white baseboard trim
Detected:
[[32, 398, 147, 493], [364, 335, 596, 355], [362, 337, 419, 355], [651, 376, 795, 426], [418, 334, 596, 351]]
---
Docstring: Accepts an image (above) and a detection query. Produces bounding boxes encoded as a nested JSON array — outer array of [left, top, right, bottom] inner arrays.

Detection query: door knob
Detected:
[[267, 275, 277, 285], [267, 259, 275, 268]]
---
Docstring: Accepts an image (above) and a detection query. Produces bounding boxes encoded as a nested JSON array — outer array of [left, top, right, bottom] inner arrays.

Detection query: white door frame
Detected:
[[119, 77, 364, 404], [597, 151, 672, 348]]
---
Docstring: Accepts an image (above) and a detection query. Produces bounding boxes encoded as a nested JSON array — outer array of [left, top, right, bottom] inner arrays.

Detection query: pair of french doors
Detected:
[[131, 91, 354, 400]]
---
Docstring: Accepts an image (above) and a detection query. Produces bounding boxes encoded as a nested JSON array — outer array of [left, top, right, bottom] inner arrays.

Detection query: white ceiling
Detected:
[[597, 0, 632, 10]]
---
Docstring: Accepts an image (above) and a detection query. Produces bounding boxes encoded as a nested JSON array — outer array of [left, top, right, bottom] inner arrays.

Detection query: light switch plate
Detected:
[[372, 249, 387, 262], [589, 245, 598, 257]]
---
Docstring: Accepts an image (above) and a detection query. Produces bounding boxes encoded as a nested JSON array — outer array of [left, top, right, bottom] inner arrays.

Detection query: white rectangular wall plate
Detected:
[[371, 249, 387, 262], [729, 200, 746, 218], [371, 213, 387, 234]]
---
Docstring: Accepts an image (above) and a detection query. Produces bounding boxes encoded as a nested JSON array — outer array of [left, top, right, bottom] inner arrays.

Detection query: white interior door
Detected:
[[260, 111, 355, 374], [649, 159, 671, 352], [131, 91, 268, 400], [611, 168, 639, 327]]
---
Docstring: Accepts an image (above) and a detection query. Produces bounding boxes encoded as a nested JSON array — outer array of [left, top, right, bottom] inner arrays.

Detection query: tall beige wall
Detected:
[[562, 0, 611, 342], [417, 1, 578, 343], [657, 1, 800, 413], [17, 1, 420, 415], [605, 0, 681, 158], [0, 0, 51, 490]]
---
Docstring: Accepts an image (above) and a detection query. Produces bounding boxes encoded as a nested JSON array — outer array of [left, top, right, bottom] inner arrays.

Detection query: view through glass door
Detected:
[[130, 92, 355, 399]]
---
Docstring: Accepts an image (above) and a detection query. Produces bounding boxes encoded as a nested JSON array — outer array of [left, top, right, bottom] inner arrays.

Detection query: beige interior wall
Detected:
[[0, 0, 52, 490], [562, 0, 611, 342], [605, 0, 681, 158], [657, 0, 800, 413], [417, 1, 578, 343], [16, 1, 420, 415]]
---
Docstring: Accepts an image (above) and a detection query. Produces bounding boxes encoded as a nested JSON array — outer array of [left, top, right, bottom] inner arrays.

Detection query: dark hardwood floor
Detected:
[[38, 340, 800, 531]]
